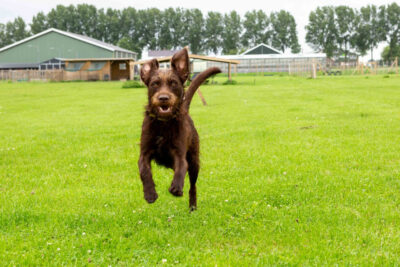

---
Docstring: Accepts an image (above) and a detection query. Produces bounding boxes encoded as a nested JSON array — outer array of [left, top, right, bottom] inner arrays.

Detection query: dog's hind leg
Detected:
[[187, 149, 199, 211], [169, 151, 188, 197]]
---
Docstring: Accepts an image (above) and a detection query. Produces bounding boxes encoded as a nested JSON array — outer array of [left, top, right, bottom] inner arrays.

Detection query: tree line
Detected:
[[0, 3, 399, 61], [0, 5, 299, 57], [306, 3, 400, 61]]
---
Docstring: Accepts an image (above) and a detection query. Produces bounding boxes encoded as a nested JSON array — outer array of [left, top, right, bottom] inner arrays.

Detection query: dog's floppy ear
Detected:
[[171, 48, 189, 84], [140, 58, 159, 85]]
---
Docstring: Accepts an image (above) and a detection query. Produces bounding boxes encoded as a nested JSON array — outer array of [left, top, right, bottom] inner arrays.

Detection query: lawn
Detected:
[[1, 75, 400, 265]]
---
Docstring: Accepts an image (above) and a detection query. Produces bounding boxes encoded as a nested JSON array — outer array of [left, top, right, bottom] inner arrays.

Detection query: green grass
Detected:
[[1, 75, 400, 265]]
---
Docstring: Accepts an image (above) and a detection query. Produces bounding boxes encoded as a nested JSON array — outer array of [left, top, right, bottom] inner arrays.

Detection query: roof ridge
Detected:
[[0, 28, 136, 55], [241, 43, 282, 55]]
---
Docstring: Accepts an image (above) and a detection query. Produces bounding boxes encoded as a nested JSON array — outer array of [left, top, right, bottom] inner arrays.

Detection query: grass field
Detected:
[[1, 75, 400, 265]]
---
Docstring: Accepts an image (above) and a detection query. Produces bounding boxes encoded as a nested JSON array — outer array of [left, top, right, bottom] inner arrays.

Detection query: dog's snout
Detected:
[[158, 94, 170, 101]]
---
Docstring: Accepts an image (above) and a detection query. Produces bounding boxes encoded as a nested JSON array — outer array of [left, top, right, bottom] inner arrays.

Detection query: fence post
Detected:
[[197, 88, 207, 106], [312, 61, 317, 79]]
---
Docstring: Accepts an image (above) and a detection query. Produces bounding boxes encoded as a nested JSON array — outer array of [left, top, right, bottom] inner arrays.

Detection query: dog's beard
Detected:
[[149, 102, 180, 120]]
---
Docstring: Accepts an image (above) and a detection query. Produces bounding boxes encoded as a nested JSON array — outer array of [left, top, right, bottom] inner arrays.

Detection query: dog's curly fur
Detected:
[[138, 48, 221, 210]]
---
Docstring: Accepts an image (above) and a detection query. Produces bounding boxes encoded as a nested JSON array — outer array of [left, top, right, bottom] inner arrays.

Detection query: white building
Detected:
[[208, 44, 327, 74]]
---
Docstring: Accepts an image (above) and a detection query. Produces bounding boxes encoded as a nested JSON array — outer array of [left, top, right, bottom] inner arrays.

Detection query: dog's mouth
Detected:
[[158, 105, 172, 114]]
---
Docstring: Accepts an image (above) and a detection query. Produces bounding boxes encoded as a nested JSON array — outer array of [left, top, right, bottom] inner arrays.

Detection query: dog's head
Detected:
[[141, 48, 189, 120]]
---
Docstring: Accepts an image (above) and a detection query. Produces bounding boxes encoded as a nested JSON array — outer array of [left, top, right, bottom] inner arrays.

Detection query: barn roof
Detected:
[[148, 50, 179, 57], [133, 54, 240, 65], [241, 43, 281, 55], [219, 53, 326, 60], [0, 28, 136, 54]]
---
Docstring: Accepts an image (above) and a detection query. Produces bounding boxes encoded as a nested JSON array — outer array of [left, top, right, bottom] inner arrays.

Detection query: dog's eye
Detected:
[[151, 81, 160, 87], [170, 80, 178, 87]]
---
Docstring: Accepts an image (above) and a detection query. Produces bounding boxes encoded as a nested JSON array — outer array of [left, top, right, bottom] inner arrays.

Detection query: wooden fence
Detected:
[[288, 57, 399, 77], [0, 69, 107, 82], [0, 70, 64, 81]]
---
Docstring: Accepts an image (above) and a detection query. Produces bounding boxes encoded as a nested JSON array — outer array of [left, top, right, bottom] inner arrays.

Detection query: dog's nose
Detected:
[[158, 94, 170, 101]]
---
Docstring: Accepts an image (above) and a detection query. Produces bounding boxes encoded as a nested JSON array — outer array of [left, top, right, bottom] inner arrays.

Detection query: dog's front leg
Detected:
[[138, 154, 158, 203], [169, 152, 188, 197]]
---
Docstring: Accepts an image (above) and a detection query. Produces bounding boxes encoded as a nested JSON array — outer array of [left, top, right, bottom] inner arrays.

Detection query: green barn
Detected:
[[0, 28, 137, 69]]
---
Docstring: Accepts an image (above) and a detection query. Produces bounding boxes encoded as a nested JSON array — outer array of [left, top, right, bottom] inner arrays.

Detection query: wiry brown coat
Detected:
[[138, 49, 221, 210]]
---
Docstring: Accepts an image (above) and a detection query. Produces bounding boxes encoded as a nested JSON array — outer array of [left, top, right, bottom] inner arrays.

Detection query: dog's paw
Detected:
[[169, 183, 183, 197], [189, 205, 197, 212], [144, 190, 158, 203]]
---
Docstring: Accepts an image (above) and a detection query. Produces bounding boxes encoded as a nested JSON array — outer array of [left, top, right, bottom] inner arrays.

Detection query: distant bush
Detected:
[[222, 79, 237, 85], [122, 80, 145, 88], [55, 79, 88, 83], [383, 74, 390, 78]]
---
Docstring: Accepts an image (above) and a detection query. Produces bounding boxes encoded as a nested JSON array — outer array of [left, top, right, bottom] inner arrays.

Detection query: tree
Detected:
[[155, 8, 185, 49], [334, 6, 358, 61], [158, 8, 174, 50], [204, 11, 223, 54], [3, 6, 308, 57], [352, 5, 384, 59], [118, 7, 143, 55], [222, 11, 242, 54], [157, 8, 186, 50], [305, 6, 338, 57], [5, 17, 30, 44], [181, 9, 205, 54], [117, 36, 139, 55], [97, 8, 110, 42], [76, 4, 99, 38], [379, 3, 400, 61], [0, 23, 7, 48], [241, 10, 270, 48], [100, 8, 123, 44], [169, 8, 185, 49], [46, 5, 72, 31], [138, 8, 161, 50], [65, 5, 81, 33], [30, 12, 48, 34], [381, 45, 400, 62], [119, 7, 136, 38], [270, 10, 300, 53]]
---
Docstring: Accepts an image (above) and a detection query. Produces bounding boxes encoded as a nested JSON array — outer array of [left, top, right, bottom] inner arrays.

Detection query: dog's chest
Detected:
[[153, 135, 175, 168], [155, 135, 169, 151]]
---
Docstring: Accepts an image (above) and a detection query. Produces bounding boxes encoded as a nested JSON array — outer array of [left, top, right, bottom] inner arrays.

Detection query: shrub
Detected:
[[122, 80, 145, 88], [222, 79, 237, 85]]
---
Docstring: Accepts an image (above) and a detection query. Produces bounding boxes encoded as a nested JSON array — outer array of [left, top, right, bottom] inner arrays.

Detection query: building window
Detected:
[[119, 63, 126, 70], [88, 62, 106, 71], [65, 62, 85, 72]]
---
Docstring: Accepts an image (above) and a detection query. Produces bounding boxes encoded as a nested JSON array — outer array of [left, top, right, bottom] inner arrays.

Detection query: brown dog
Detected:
[[138, 48, 221, 210]]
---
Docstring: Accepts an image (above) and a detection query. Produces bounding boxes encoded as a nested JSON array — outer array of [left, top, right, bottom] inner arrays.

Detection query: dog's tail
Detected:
[[183, 67, 221, 111]]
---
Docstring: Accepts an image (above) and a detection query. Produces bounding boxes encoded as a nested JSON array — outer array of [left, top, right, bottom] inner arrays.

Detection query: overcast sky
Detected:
[[0, 0, 396, 59]]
